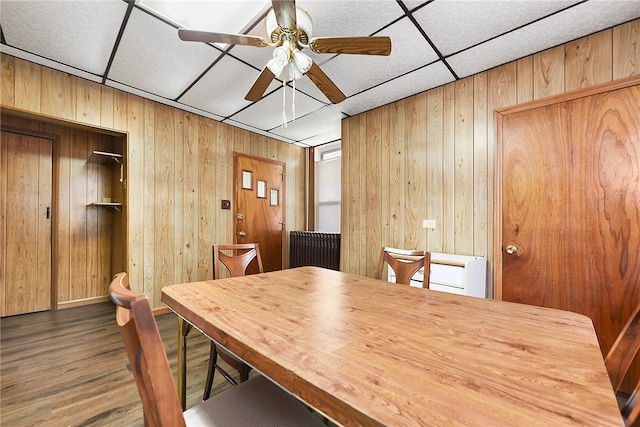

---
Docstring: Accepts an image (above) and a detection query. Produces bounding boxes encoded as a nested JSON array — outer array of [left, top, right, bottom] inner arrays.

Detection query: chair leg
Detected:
[[203, 342, 219, 401]]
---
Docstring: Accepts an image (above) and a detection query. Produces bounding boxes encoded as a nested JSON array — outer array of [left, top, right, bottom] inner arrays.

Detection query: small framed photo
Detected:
[[242, 170, 252, 190], [257, 180, 267, 198]]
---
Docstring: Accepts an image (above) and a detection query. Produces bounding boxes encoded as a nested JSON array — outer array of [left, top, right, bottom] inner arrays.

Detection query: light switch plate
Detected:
[[423, 219, 436, 229]]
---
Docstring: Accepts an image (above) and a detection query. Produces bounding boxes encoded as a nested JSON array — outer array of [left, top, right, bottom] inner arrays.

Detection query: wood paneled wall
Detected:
[[1, 54, 306, 308], [341, 19, 640, 287]]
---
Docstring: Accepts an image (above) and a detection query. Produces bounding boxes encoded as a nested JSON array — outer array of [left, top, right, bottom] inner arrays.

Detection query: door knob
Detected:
[[505, 244, 518, 255], [235, 213, 245, 220], [238, 231, 247, 237]]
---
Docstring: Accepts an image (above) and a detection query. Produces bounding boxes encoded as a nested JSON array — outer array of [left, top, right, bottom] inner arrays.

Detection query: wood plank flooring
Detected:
[[0, 302, 236, 426]]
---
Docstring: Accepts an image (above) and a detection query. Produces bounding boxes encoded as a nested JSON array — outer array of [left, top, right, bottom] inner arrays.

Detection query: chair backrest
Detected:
[[109, 273, 186, 427], [213, 243, 264, 279], [376, 247, 431, 287], [605, 302, 640, 426]]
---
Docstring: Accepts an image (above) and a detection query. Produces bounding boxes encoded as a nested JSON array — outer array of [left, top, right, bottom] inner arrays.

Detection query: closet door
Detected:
[[496, 79, 640, 391], [1, 130, 52, 316]]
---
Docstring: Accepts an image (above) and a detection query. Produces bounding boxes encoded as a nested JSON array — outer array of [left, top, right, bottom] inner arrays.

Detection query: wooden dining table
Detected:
[[161, 266, 623, 426]]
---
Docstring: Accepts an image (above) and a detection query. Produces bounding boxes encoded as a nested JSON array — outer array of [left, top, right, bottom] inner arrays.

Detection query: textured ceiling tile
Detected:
[[448, 0, 640, 78], [179, 55, 280, 118], [269, 105, 346, 141], [320, 17, 438, 97], [230, 87, 325, 130], [225, 119, 297, 144], [139, 0, 268, 35], [108, 8, 223, 99], [334, 61, 455, 116], [414, 0, 582, 56], [0, 0, 128, 75]]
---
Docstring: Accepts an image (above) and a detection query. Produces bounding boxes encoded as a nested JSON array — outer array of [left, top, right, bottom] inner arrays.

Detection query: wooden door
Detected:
[[234, 153, 285, 272], [1, 130, 53, 316], [495, 79, 640, 390]]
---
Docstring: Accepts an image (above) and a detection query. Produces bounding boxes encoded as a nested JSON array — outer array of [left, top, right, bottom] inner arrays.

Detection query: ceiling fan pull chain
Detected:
[[281, 79, 287, 128], [292, 78, 296, 122]]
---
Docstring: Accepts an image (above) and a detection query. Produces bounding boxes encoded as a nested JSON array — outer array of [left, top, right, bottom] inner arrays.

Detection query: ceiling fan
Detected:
[[178, 0, 392, 104]]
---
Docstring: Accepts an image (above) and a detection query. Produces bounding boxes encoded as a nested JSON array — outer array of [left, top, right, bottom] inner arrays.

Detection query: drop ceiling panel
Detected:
[[108, 8, 223, 99], [225, 119, 297, 144], [231, 88, 325, 130], [0, 0, 127, 75], [448, 0, 640, 78], [319, 17, 439, 97], [414, 0, 582, 56], [335, 61, 455, 116], [179, 55, 281, 118], [270, 106, 346, 140]]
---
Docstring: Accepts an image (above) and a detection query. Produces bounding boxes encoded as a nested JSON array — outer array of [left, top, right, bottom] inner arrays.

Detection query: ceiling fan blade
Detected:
[[305, 62, 346, 104], [245, 67, 276, 102], [272, 0, 297, 31], [309, 36, 392, 56], [179, 29, 269, 47]]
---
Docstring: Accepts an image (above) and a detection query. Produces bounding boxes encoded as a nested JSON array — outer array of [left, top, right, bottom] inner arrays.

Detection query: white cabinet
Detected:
[[388, 252, 487, 298]]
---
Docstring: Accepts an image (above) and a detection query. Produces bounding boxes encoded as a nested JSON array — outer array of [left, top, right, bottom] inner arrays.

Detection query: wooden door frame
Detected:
[[2, 107, 129, 310], [233, 152, 286, 269], [493, 74, 640, 300], [1, 124, 59, 311]]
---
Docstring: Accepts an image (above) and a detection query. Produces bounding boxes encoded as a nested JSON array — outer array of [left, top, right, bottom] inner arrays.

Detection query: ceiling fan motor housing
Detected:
[[266, 6, 313, 48]]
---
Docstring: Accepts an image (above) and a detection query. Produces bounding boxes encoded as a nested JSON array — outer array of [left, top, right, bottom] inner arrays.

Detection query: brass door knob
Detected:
[[238, 231, 247, 237], [505, 244, 518, 255]]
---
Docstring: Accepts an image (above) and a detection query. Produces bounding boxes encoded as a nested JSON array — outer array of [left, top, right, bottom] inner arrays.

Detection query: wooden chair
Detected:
[[109, 272, 323, 427], [203, 243, 264, 400], [605, 302, 640, 426], [376, 247, 431, 287]]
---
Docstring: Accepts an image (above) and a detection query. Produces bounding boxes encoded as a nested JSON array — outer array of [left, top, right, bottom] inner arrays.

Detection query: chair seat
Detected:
[[184, 375, 324, 426]]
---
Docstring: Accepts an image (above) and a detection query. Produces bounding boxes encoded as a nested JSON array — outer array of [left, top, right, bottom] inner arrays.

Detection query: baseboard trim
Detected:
[[57, 295, 111, 309]]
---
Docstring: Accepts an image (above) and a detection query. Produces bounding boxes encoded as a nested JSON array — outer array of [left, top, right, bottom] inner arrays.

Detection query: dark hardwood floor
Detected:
[[0, 302, 236, 426]]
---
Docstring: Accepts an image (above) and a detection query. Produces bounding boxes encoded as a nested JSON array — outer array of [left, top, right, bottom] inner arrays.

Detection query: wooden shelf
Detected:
[[87, 202, 122, 212], [87, 150, 122, 166]]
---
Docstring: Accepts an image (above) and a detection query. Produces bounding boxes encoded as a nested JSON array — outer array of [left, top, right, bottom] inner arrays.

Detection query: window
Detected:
[[315, 142, 341, 232]]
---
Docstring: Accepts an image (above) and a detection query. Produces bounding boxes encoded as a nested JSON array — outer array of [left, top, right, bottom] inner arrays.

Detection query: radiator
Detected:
[[289, 231, 340, 271]]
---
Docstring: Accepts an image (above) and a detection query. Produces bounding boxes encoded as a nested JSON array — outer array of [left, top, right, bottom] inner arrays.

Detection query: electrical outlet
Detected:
[[423, 219, 436, 229]]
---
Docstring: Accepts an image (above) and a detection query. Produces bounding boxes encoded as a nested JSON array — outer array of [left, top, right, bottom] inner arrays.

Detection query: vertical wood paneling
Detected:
[[405, 93, 427, 251], [182, 113, 199, 282], [613, 19, 640, 79], [69, 131, 88, 301], [379, 104, 392, 251], [54, 125, 71, 303], [198, 120, 215, 280], [426, 87, 444, 252], [516, 56, 534, 104], [389, 100, 405, 248], [86, 133, 99, 297], [365, 109, 381, 278], [442, 83, 455, 253], [125, 94, 145, 290], [453, 78, 474, 254], [40, 66, 75, 120], [357, 114, 367, 275], [473, 72, 489, 261], [533, 45, 565, 99], [76, 79, 100, 126], [142, 99, 155, 298], [1, 54, 15, 107], [15, 57, 41, 112], [154, 104, 175, 307], [174, 110, 186, 285], [565, 30, 612, 91]]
